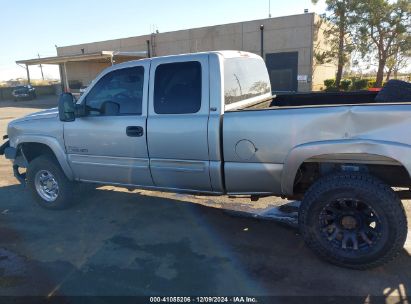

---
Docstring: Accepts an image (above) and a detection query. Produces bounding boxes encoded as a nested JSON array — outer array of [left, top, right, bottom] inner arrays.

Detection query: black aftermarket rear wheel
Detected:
[[299, 173, 408, 269]]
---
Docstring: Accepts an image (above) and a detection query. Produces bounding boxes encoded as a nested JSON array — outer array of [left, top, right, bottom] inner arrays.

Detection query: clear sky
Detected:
[[0, 0, 326, 81]]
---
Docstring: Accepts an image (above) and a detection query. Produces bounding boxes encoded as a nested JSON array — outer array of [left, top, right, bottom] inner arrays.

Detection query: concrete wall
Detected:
[[65, 61, 110, 86], [58, 13, 333, 92], [243, 14, 314, 92]]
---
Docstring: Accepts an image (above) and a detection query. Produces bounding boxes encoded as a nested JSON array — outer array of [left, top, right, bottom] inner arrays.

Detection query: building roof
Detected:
[[16, 51, 147, 66]]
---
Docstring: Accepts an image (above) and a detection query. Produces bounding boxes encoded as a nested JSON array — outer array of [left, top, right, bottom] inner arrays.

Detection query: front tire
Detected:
[[27, 155, 74, 210], [299, 173, 408, 269]]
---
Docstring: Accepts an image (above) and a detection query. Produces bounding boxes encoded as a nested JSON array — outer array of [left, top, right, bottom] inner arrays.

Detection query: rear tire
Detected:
[[27, 155, 75, 210], [299, 173, 408, 269]]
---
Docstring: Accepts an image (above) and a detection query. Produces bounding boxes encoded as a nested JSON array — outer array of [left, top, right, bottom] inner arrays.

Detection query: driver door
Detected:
[[63, 62, 154, 187]]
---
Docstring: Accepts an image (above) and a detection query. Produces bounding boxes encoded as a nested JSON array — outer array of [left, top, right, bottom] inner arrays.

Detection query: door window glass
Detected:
[[154, 61, 201, 114], [85, 66, 144, 116]]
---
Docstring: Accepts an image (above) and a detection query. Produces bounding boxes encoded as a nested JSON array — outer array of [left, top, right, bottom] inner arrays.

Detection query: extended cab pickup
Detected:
[[1, 51, 410, 269]]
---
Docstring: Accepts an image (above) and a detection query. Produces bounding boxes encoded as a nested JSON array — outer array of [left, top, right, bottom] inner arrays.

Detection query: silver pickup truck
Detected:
[[1, 51, 410, 269]]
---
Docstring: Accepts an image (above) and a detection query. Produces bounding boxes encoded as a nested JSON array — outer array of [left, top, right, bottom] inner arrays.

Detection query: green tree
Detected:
[[385, 32, 411, 81], [312, 0, 359, 90], [356, 0, 410, 87]]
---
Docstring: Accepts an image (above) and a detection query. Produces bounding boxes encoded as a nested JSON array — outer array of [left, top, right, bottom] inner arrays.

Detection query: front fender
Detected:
[[14, 135, 74, 180], [281, 139, 411, 196]]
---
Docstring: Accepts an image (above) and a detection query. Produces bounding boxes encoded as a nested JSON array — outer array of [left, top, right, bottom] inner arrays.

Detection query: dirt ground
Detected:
[[0, 96, 410, 302]]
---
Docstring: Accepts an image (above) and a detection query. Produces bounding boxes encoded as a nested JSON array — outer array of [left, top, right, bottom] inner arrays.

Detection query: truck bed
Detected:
[[271, 91, 378, 107], [269, 80, 411, 108], [223, 99, 411, 195]]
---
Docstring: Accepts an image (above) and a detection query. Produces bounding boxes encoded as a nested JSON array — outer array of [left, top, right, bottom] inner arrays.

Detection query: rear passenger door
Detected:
[[147, 55, 212, 192]]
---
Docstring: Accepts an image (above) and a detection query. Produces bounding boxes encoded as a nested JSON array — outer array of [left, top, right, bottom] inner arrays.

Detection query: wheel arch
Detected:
[[15, 136, 74, 180], [281, 139, 411, 196]]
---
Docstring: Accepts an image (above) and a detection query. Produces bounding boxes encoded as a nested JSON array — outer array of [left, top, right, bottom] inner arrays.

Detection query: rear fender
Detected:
[[281, 139, 411, 196]]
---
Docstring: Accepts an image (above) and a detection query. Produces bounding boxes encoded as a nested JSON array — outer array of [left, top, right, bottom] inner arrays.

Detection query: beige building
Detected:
[[18, 13, 336, 93]]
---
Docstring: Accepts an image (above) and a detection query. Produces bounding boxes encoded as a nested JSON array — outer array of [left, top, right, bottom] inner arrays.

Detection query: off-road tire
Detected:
[[27, 155, 75, 210], [299, 173, 408, 269]]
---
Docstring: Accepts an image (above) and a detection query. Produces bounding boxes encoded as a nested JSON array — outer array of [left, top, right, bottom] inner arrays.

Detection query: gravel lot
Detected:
[[0, 96, 410, 301]]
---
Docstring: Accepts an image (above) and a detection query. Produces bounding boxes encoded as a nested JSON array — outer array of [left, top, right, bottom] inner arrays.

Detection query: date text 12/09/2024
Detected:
[[150, 297, 258, 303]]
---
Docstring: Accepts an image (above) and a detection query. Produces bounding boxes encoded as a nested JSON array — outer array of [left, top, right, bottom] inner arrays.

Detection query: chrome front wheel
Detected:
[[28, 156, 75, 210], [34, 170, 59, 202]]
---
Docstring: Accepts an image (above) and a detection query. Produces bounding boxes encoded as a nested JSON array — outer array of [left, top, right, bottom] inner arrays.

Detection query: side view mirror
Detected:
[[58, 93, 76, 122]]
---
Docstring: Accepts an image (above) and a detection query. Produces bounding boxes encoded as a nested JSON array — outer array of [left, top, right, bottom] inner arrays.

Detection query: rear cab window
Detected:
[[224, 54, 271, 111]]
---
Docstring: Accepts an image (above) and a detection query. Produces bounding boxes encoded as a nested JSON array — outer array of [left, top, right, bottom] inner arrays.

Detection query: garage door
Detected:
[[265, 52, 298, 93]]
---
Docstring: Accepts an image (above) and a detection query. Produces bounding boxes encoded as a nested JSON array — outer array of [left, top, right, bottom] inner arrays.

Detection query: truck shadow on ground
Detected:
[[0, 184, 409, 302]]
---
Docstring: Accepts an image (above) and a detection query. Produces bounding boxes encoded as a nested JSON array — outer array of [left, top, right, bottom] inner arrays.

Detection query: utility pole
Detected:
[[26, 64, 31, 84], [38, 53, 44, 81], [269, 0, 271, 18]]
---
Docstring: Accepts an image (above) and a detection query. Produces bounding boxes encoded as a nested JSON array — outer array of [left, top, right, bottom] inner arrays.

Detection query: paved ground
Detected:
[[0, 96, 410, 301]]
